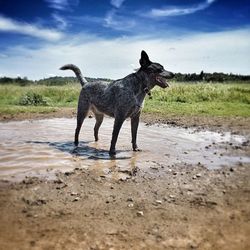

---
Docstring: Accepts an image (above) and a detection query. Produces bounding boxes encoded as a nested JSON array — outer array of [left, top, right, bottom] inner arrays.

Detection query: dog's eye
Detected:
[[155, 68, 163, 73], [147, 68, 154, 73]]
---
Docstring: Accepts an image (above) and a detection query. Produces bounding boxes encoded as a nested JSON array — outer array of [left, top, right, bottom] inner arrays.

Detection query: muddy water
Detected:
[[0, 118, 249, 181]]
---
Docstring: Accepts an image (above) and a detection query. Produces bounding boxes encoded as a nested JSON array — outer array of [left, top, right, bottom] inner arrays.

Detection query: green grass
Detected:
[[0, 84, 80, 115], [0, 82, 250, 117], [0, 105, 57, 115], [145, 82, 250, 117]]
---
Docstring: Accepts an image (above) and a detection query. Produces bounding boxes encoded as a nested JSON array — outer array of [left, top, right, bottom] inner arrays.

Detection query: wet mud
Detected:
[[0, 118, 249, 181]]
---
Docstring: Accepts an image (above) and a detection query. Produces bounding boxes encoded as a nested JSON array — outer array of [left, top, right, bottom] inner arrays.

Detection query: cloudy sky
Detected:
[[0, 0, 250, 80]]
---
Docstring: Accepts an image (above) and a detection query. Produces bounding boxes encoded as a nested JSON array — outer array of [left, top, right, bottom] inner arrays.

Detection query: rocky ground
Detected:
[[0, 110, 249, 250]]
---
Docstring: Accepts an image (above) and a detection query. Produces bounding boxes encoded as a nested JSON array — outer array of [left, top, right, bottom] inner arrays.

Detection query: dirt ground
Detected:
[[0, 110, 250, 250]]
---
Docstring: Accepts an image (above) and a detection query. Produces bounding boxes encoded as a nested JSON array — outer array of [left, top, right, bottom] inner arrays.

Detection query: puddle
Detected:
[[0, 118, 249, 181]]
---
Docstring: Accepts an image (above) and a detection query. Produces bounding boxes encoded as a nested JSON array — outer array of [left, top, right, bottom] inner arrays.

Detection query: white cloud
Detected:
[[45, 0, 79, 11], [104, 10, 135, 31], [48, 73, 56, 77], [148, 0, 216, 17], [0, 53, 8, 58], [52, 13, 67, 29], [110, 0, 126, 8], [0, 28, 249, 80], [0, 15, 63, 41], [46, 0, 66, 10]]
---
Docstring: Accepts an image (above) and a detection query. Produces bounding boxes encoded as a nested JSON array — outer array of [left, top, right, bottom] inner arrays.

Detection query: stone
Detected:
[[137, 211, 144, 216], [155, 200, 162, 204]]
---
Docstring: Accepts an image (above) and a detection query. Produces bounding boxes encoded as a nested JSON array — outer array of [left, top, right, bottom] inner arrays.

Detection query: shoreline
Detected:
[[1, 107, 250, 135]]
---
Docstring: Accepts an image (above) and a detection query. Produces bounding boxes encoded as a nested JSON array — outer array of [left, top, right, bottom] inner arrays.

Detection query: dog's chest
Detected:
[[135, 91, 146, 107], [130, 95, 145, 116], [136, 97, 145, 109]]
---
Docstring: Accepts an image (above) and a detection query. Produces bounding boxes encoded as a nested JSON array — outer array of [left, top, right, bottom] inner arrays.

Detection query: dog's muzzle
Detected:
[[157, 70, 174, 88]]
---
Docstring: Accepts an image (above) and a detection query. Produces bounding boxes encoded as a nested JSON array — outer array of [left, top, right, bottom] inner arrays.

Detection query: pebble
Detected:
[[73, 197, 80, 202], [155, 200, 162, 204], [54, 178, 64, 184], [150, 166, 158, 170], [64, 171, 73, 176], [119, 176, 130, 181], [196, 173, 202, 178], [127, 197, 133, 202], [136, 211, 144, 217], [30, 241, 36, 246], [71, 192, 78, 196], [128, 203, 134, 208]]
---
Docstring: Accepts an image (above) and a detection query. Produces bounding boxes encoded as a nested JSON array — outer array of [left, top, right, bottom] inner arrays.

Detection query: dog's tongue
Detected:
[[162, 78, 170, 88]]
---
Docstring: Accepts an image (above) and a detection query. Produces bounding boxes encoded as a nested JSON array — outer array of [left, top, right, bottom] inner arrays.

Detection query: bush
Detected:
[[19, 91, 47, 106]]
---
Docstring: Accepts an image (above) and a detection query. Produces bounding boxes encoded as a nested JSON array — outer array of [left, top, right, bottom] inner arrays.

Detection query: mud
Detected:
[[0, 115, 250, 249]]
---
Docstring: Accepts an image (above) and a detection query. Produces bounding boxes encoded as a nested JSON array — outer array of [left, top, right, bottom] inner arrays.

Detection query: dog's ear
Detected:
[[140, 50, 151, 68]]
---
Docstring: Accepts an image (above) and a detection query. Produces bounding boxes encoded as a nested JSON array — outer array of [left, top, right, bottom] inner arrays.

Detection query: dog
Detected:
[[60, 50, 174, 156]]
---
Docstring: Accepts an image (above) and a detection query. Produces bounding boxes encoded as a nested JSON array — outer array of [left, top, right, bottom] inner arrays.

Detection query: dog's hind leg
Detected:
[[94, 113, 104, 141], [131, 112, 140, 151], [74, 97, 90, 146], [109, 115, 125, 156]]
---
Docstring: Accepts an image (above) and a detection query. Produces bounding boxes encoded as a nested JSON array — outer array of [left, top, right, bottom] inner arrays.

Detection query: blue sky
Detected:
[[0, 0, 250, 79]]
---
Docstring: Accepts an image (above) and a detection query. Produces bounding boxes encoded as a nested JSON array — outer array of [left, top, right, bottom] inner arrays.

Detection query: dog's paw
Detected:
[[133, 147, 142, 152], [109, 149, 116, 156]]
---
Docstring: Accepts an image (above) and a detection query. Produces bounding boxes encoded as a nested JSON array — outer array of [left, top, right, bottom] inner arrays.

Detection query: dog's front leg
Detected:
[[109, 116, 125, 156], [131, 113, 140, 151]]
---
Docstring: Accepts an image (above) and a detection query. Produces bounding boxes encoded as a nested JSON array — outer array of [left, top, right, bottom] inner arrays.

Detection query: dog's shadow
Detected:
[[26, 140, 131, 160]]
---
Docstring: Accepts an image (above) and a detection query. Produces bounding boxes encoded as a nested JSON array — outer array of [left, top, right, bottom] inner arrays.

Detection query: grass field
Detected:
[[0, 82, 249, 117]]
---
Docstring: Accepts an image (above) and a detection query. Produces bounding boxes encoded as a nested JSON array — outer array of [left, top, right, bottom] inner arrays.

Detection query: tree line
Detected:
[[173, 71, 250, 82], [0, 71, 249, 85]]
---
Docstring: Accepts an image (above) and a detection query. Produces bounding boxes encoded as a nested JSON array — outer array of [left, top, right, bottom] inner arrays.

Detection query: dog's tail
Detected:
[[60, 64, 88, 86]]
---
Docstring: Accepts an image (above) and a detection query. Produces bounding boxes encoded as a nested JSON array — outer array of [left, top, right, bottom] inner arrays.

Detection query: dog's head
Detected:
[[139, 50, 174, 88]]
